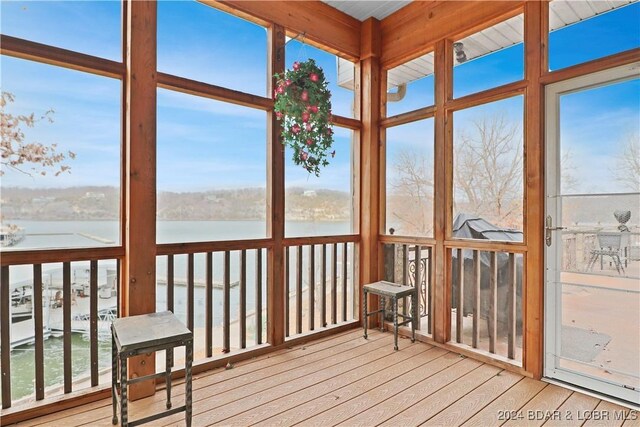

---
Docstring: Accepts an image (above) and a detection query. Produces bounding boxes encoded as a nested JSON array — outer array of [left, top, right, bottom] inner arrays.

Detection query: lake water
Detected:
[[5, 220, 352, 250], [6, 220, 352, 403]]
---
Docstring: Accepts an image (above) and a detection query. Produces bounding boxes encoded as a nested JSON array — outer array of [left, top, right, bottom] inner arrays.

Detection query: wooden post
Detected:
[[359, 18, 382, 326], [124, 0, 157, 400], [267, 23, 286, 346], [524, 0, 547, 379], [433, 39, 453, 344]]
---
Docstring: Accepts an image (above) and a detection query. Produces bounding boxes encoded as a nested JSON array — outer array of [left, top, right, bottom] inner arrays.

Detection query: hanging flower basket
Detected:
[[274, 59, 334, 176]]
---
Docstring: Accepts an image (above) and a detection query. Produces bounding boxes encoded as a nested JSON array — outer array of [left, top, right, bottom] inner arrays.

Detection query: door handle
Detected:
[[545, 215, 566, 247]]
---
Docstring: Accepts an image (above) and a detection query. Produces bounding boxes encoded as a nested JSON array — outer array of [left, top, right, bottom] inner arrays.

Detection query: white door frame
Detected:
[[544, 61, 640, 405]]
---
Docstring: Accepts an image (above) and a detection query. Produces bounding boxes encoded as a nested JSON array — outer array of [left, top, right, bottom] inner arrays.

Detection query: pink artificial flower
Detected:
[[309, 73, 319, 82], [301, 112, 310, 123], [292, 124, 301, 134], [276, 86, 285, 94], [301, 90, 309, 102], [306, 139, 313, 146], [275, 111, 283, 120], [305, 123, 312, 132], [300, 151, 308, 161], [285, 79, 292, 86], [309, 105, 319, 113], [293, 62, 300, 71]]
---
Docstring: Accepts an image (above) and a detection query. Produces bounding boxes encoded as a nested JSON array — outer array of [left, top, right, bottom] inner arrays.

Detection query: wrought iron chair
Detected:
[[586, 232, 629, 275]]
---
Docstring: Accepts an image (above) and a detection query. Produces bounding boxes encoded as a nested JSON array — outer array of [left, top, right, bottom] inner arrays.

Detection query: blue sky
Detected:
[[1, 1, 638, 195]]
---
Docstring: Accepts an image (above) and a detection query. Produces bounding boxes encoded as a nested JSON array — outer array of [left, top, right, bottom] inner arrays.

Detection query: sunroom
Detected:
[[1, 0, 639, 426]]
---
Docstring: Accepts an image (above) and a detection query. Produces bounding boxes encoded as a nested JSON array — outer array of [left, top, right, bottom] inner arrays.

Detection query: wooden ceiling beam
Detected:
[[380, 1, 524, 69], [202, 1, 361, 62]]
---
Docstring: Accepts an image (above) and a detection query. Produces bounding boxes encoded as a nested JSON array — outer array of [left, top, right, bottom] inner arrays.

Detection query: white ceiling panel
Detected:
[[549, 0, 634, 31], [322, 0, 411, 21], [335, 0, 636, 91]]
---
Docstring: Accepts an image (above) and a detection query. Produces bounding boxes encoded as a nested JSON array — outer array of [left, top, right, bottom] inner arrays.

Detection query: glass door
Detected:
[[545, 63, 640, 405]]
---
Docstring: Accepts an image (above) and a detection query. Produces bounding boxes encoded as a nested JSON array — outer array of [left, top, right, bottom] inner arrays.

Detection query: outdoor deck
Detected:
[[13, 329, 637, 427]]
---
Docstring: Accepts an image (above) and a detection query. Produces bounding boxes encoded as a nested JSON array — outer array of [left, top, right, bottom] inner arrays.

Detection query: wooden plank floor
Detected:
[[12, 329, 638, 427]]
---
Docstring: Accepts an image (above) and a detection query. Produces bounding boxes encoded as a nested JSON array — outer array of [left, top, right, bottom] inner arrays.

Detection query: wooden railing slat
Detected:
[[508, 252, 517, 360], [489, 251, 498, 354], [296, 246, 303, 335], [342, 243, 348, 322], [331, 243, 338, 325], [63, 262, 72, 393], [402, 244, 409, 285], [255, 249, 263, 345], [414, 245, 421, 330], [1, 266, 11, 408], [240, 249, 247, 349], [428, 247, 434, 335], [456, 248, 464, 344], [206, 252, 213, 358], [401, 244, 408, 316], [223, 251, 231, 353], [321, 244, 327, 327], [167, 254, 174, 313], [308, 245, 315, 331], [472, 250, 481, 349], [285, 248, 290, 338], [187, 253, 195, 332], [90, 260, 99, 387], [116, 259, 121, 318], [33, 264, 44, 400]]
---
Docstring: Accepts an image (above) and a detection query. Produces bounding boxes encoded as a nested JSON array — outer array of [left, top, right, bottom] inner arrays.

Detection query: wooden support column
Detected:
[[267, 24, 286, 346], [359, 18, 382, 326], [524, 0, 547, 379], [124, 0, 157, 400], [433, 39, 453, 344]]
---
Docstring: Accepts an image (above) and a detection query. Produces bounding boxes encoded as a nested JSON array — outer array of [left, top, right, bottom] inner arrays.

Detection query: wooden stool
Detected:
[[111, 311, 193, 427], [363, 281, 417, 350]]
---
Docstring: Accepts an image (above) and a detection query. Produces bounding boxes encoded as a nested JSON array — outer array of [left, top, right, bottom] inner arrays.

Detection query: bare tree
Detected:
[[612, 131, 640, 192], [389, 113, 524, 233], [454, 113, 523, 228], [1, 91, 75, 176], [561, 147, 578, 193], [388, 149, 434, 235]]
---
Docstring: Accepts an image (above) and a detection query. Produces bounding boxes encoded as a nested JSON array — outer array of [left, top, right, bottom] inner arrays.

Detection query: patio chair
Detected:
[[586, 231, 629, 275]]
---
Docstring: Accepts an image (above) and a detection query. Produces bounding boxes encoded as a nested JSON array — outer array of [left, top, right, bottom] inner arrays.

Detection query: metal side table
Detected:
[[111, 311, 193, 427], [363, 281, 417, 350]]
